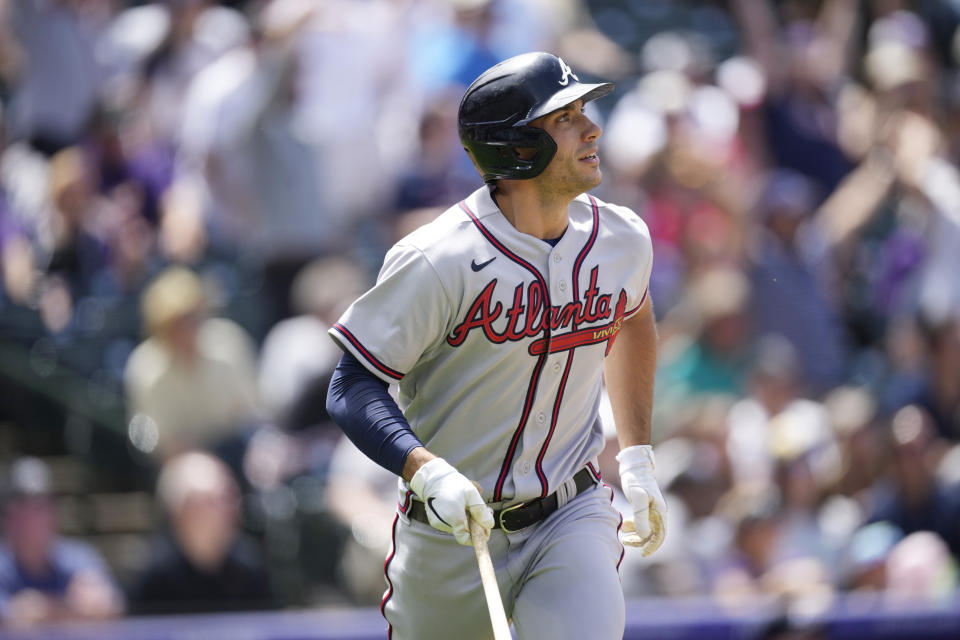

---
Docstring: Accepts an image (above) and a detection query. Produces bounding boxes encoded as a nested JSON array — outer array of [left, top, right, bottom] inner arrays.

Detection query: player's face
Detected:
[[530, 99, 603, 196]]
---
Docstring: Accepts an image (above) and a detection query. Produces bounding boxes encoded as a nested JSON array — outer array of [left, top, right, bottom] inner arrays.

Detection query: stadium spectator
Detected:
[[884, 530, 959, 604], [709, 486, 783, 608], [766, 412, 844, 581], [322, 435, 398, 605], [915, 315, 960, 441], [127, 450, 274, 614], [391, 92, 480, 214], [137, 0, 249, 146], [655, 265, 754, 416], [824, 386, 887, 501], [865, 404, 960, 558], [175, 0, 347, 327], [726, 335, 816, 487], [603, 39, 750, 315], [731, 0, 857, 196], [42, 147, 111, 302], [2, 0, 102, 155], [747, 169, 849, 392], [257, 255, 370, 430], [0, 100, 38, 313], [0, 457, 123, 627], [123, 266, 261, 466]]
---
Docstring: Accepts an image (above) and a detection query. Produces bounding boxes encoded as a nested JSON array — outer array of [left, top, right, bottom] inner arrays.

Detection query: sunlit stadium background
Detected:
[[2, 0, 960, 638]]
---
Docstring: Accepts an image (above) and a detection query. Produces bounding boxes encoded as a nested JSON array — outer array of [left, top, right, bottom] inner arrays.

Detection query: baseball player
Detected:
[[326, 52, 666, 639]]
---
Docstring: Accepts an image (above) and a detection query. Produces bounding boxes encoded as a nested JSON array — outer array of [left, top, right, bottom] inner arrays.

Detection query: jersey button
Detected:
[[553, 254, 562, 263], [520, 461, 532, 474], [552, 361, 562, 373], [536, 413, 546, 424], [558, 280, 567, 291]]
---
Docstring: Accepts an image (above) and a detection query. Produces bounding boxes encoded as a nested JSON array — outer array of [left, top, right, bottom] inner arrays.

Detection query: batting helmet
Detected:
[[458, 52, 615, 183]]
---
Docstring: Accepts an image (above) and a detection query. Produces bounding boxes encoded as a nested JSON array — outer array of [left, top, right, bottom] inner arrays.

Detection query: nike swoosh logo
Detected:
[[426, 498, 451, 526], [471, 257, 497, 272]]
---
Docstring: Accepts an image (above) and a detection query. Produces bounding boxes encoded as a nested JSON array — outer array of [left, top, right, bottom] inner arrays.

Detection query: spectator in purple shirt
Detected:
[[0, 457, 123, 628]]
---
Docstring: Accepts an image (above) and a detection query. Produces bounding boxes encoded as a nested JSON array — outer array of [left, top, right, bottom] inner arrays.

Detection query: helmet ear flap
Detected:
[[465, 125, 557, 183]]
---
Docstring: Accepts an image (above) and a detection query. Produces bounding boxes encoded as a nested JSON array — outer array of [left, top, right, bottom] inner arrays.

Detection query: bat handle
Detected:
[[470, 517, 511, 640]]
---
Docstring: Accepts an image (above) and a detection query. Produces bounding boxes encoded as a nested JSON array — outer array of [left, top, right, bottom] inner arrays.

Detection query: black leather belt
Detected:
[[406, 467, 597, 534]]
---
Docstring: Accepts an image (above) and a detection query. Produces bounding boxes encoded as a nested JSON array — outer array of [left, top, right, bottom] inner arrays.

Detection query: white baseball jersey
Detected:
[[330, 185, 652, 505]]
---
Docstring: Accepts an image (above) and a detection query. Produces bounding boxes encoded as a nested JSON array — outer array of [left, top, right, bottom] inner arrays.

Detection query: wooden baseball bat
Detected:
[[469, 517, 511, 640]]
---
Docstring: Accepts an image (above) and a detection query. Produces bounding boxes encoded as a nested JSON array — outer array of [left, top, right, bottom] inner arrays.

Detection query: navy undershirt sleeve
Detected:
[[326, 351, 424, 477]]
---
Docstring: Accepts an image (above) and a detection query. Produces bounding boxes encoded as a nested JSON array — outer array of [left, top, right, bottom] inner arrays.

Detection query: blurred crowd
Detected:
[[2, 0, 960, 632]]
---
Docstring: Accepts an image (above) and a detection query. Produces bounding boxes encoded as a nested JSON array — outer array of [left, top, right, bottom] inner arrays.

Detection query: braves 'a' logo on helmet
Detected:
[[557, 58, 579, 86]]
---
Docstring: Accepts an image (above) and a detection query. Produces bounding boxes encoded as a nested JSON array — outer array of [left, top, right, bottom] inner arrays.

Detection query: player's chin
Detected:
[[580, 167, 603, 190]]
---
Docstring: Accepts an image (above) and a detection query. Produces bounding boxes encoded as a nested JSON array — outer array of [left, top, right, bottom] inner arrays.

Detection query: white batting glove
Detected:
[[409, 458, 494, 546], [617, 444, 667, 556]]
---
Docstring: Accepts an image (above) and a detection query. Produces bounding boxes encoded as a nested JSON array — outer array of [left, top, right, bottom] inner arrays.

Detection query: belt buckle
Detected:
[[498, 501, 530, 534]]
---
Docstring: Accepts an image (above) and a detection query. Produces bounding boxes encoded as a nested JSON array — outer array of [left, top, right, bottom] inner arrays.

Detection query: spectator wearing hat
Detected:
[[0, 457, 123, 627], [123, 266, 261, 467], [656, 266, 753, 406]]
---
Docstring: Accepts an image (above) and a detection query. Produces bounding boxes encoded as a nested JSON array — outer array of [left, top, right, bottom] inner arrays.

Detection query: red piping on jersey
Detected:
[[398, 490, 413, 514], [459, 200, 552, 501], [535, 352, 574, 496], [332, 323, 404, 381], [572, 196, 601, 305], [458, 202, 553, 294], [586, 461, 602, 481], [532, 196, 599, 495], [501, 355, 548, 498], [381, 514, 400, 637]]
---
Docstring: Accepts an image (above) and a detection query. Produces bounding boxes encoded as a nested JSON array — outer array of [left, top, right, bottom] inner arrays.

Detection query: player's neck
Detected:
[[492, 183, 570, 240]]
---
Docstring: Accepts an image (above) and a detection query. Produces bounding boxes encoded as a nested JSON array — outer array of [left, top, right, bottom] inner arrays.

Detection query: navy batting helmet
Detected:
[[458, 52, 614, 183]]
